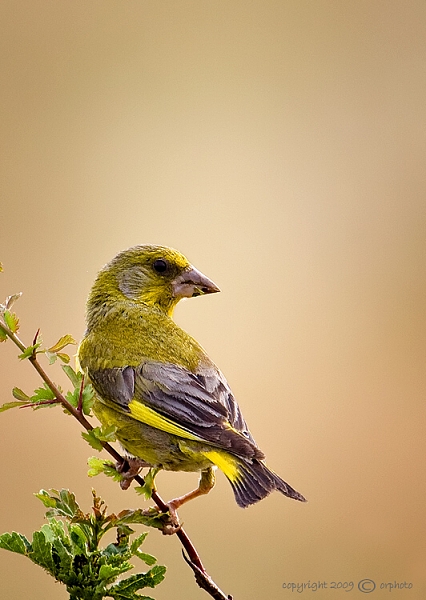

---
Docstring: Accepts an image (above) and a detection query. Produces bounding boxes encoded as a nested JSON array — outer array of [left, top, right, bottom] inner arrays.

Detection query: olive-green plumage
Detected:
[[78, 245, 306, 508]]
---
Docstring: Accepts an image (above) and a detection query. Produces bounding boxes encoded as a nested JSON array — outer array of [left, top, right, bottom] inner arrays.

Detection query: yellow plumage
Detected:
[[78, 245, 305, 509]]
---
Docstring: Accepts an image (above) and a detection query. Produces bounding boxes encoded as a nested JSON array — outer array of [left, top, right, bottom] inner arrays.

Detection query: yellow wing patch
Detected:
[[128, 399, 203, 442]]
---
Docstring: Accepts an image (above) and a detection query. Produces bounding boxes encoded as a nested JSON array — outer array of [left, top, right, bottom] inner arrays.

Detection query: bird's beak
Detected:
[[171, 266, 220, 298]]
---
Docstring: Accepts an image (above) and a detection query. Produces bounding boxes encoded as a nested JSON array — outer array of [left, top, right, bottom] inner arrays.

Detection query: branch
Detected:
[[0, 320, 232, 600]]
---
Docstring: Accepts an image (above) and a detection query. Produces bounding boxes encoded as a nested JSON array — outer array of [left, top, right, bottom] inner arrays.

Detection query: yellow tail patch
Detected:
[[202, 450, 239, 482]]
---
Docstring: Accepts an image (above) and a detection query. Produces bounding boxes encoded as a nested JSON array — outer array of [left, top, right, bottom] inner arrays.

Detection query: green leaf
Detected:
[[52, 537, 73, 577], [0, 324, 8, 342], [65, 388, 79, 408], [81, 384, 95, 415], [3, 309, 19, 333], [48, 334, 76, 353], [134, 551, 157, 566], [87, 457, 122, 482], [67, 383, 95, 415], [0, 400, 28, 412], [43, 518, 70, 547], [108, 566, 166, 597], [62, 364, 82, 387], [82, 425, 117, 451], [35, 489, 58, 509], [82, 429, 104, 451], [113, 508, 169, 531], [35, 489, 83, 520], [29, 531, 56, 574], [55, 489, 83, 520], [69, 524, 88, 554], [99, 563, 129, 582], [12, 387, 31, 401], [134, 468, 159, 500], [31, 384, 56, 402], [130, 532, 148, 556], [87, 456, 108, 477], [0, 531, 30, 555], [57, 352, 70, 363], [18, 342, 41, 360]]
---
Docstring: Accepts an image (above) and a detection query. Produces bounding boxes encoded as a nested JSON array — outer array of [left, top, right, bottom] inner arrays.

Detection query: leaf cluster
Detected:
[[0, 489, 166, 600], [0, 364, 95, 416]]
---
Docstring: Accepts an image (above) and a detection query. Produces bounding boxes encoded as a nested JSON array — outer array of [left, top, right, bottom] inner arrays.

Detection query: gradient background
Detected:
[[1, 2, 426, 599]]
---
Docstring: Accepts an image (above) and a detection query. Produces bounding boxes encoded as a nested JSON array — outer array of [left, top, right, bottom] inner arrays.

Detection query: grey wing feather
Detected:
[[88, 360, 263, 460]]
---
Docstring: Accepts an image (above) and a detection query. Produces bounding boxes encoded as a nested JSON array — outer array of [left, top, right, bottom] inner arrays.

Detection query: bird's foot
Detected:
[[117, 457, 150, 490], [152, 502, 181, 536]]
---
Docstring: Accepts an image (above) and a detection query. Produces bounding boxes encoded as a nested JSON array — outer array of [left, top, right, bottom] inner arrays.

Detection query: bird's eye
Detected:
[[153, 259, 168, 273]]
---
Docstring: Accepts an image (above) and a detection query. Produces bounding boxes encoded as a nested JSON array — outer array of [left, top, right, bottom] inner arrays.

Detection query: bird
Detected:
[[78, 245, 306, 523]]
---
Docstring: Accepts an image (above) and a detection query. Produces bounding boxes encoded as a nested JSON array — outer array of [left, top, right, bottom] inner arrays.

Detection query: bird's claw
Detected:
[[153, 502, 182, 535], [116, 457, 149, 490]]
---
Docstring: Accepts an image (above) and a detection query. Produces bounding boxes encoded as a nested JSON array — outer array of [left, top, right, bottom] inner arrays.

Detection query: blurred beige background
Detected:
[[1, 1, 426, 599]]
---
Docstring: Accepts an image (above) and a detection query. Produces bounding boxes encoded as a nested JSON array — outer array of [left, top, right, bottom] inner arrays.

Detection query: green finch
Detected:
[[78, 245, 306, 518]]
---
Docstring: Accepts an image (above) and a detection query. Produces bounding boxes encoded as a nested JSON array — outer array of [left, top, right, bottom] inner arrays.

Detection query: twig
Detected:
[[183, 551, 233, 600], [0, 321, 232, 599]]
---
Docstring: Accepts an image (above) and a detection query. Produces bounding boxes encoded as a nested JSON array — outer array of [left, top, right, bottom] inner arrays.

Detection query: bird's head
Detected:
[[88, 245, 220, 318]]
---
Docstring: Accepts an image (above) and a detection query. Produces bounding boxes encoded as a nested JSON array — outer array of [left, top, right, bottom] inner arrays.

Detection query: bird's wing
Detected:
[[88, 360, 263, 460]]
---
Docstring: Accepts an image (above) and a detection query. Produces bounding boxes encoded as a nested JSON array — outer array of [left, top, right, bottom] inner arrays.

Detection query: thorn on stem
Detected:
[[32, 328, 40, 347]]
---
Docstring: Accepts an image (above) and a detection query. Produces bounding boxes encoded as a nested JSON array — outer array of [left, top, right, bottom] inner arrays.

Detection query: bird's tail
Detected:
[[202, 449, 306, 507], [229, 458, 306, 508]]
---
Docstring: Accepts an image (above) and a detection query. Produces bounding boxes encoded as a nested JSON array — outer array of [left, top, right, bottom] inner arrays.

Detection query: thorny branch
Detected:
[[0, 318, 233, 600]]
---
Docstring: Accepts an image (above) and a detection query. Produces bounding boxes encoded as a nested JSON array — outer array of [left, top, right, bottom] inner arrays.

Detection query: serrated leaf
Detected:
[[48, 334, 76, 353], [42, 517, 71, 548], [134, 468, 159, 500], [3, 309, 19, 333], [31, 384, 56, 402], [130, 532, 148, 555], [29, 531, 56, 574], [82, 429, 104, 450], [12, 387, 31, 401], [99, 563, 128, 582], [62, 364, 82, 387], [113, 509, 168, 531], [0, 324, 7, 342], [18, 342, 41, 360], [87, 457, 123, 482], [65, 388, 79, 408], [87, 456, 107, 477], [0, 531, 30, 555], [108, 566, 166, 597], [67, 383, 95, 414], [36, 489, 83, 520], [82, 424, 117, 450], [81, 384, 95, 415], [40, 523, 57, 543], [0, 400, 29, 412], [56, 489, 82, 519], [35, 489, 58, 509]]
